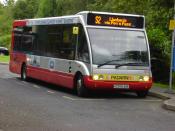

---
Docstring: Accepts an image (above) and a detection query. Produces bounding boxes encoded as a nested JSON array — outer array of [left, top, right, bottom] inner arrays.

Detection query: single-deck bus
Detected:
[[10, 11, 152, 97]]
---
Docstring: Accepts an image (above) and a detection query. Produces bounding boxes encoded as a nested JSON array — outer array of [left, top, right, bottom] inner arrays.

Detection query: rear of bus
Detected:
[[79, 12, 152, 97]]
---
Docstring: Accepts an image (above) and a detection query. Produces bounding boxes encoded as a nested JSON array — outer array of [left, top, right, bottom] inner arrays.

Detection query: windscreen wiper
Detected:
[[97, 59, 121, 68], [98, 61, 147, 68], [115, 62, 147, 68]]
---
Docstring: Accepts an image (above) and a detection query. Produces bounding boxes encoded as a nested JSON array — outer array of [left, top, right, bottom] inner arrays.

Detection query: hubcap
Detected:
[[77, 78, 82, 90], [23, 67, 26, 79]]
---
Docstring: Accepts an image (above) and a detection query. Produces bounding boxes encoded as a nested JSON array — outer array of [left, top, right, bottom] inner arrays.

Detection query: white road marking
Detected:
[[139, 99, 162, 102], [33, 85, 40, 89], [76, 98, 105, 101], [62, 95, 161, 102], [22, 81, 28, 84], [16, 82, 26, 86], [63, 96, 76, 100], [47, 90, 55, 94], [62, 96, 105, 101]]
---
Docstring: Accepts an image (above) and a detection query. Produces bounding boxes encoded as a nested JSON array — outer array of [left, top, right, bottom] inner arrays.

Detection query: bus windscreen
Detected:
[[88, 28, 149, 66]]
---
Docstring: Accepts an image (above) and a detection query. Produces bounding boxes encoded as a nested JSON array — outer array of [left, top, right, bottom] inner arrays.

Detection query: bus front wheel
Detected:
[[76, 75, 88, 97], [136, 91, 148, 98], [21, 64, 28, 81]]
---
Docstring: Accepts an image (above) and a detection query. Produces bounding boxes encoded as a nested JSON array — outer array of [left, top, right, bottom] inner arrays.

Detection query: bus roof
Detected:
[[13, 11, 145, 29], [77, 11, 144, 17]]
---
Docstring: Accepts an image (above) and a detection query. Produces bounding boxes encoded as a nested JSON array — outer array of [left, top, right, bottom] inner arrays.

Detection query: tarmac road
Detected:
[[0, 64, 175, 131]]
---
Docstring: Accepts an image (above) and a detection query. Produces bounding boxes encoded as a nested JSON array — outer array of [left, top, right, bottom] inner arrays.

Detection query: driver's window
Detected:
[[77, 26, 90, 63]]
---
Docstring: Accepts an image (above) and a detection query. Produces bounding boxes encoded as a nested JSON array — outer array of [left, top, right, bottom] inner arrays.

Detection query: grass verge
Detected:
[[0, 55, 9, 63], [153, 83, 168, 88], [153, 83, 175, 90]]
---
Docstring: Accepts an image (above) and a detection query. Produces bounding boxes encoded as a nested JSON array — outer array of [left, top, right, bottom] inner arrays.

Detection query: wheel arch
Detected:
[[73, 71, 83, 89], [21, 62, 26, 73]]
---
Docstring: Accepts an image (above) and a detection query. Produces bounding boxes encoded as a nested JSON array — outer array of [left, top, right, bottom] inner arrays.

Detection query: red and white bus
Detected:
[[10, 11, 152, 97]]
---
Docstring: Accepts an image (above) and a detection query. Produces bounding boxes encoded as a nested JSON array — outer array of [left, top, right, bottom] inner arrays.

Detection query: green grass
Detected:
[[0, 55, 10, 63], [153, 82, 175, 90], [153, 83, 169, 88]]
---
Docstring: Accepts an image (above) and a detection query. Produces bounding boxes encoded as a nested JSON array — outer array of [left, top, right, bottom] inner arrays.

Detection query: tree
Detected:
[[13, 0, 39, 19], [36, 0, 55, 17], [36, 0, 95, 17], [0, 0, 14, 48]]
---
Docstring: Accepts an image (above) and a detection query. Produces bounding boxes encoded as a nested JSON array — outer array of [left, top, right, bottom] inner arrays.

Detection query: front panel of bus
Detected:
[[85, 27, 152, 91], [81, 12, 152, 91]]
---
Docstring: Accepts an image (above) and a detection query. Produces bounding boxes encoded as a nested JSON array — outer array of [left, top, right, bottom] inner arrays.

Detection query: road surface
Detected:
[[0, 64, 175, 131]]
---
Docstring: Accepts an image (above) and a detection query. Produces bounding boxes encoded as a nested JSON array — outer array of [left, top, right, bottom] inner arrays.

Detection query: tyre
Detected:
[[136, 91, 148, 98], [76, 74, 88, 97], [21, 64, 28, 81]]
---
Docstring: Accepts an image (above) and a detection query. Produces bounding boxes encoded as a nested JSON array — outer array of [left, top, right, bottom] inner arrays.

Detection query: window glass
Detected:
[[14, 33, 22, 51], [88, 28, 148, 66], [59, 25, 75, 60], [31, 24, 76, 59], [13, 24, 77, 60], [33, 25, 48, 55], [13, 26, 34, 52], [22, 26, 33, 52], [13, 27, 23, 51], [47, 25, 62, 57], [77, 26, 90, 63]]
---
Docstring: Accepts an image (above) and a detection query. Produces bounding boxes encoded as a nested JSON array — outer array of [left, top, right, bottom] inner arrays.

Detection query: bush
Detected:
[[148, 28, 171, 83], [0, 34, 11, 49]]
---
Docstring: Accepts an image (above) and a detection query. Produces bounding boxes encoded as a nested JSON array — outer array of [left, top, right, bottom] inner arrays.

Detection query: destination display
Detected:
[[87, 13, 144, 29]]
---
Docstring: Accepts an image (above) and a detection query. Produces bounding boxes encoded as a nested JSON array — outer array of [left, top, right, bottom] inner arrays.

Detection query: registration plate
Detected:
[[113, 84, 129, 89]]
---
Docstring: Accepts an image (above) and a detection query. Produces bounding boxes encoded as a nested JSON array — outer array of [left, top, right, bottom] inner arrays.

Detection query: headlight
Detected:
[[143, 76, 149, 81], [93, 75, 99, 80]]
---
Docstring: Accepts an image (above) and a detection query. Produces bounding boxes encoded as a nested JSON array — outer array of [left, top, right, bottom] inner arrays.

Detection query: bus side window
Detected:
[[13, 27, 23, 51], [22, 34, 33, 52], [59, 25, 75, 60], [21, 26, 33, 53], [47, 25, 62, 57], [77, 27, 90, 63]]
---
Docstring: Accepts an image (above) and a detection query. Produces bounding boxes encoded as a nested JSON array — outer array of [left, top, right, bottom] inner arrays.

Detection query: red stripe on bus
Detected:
[[27, 65, 74, 89], [83, 76, 152, 91], [9, 52, 26, 74], [13, 20, 27, 27]]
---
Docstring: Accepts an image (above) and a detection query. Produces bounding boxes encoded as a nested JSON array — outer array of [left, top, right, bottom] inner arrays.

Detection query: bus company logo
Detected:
[[95, 16, 102, 24], [49, 59, 55, 69]]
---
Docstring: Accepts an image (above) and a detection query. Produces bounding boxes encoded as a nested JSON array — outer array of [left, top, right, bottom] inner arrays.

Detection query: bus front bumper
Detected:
[[83, 76, 152, 91]]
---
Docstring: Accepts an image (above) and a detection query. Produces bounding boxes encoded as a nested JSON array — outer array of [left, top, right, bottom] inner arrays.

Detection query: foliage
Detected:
[[0, 0, 13, 48], [36, 0, 54, 17], [13, 0, 39, 19], [0, 34, 11, 48]]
